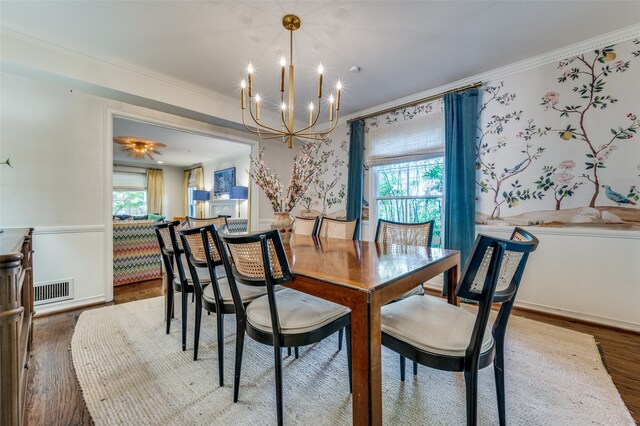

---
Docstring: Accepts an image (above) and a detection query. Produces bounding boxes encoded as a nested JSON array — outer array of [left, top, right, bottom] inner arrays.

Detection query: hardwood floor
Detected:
[[25, 281, 639, 425]]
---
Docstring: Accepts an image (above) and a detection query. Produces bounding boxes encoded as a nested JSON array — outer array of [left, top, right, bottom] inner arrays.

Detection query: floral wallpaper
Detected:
[[476, 38, 640, 227], [299, 127, 349, 218]]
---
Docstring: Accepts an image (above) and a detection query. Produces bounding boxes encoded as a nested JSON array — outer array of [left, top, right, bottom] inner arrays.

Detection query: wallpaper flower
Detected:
[[476, 38, 640, 227]]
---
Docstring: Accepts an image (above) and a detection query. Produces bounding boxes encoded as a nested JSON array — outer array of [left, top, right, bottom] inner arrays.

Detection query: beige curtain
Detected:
[[194, 166, 205, 218], [146, 169, 164, 215], [182, 170, 190, 216]]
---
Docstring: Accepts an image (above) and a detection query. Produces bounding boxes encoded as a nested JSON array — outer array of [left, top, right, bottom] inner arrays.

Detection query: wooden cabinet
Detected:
[[0, 228, 34, 426]]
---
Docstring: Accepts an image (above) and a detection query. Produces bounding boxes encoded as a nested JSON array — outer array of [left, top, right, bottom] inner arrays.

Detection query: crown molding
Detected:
[[341, 23, 640, 124], [0, 19, 237, 109]]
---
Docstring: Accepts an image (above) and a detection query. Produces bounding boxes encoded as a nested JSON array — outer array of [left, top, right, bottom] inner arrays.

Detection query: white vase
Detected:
[[270, 212, 294, 244]]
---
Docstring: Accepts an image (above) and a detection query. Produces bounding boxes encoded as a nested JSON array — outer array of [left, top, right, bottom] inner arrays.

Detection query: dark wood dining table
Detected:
[[282, 234, 460, 426]]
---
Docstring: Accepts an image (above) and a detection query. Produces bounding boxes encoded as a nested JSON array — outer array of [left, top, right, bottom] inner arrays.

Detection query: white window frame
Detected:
[[372, 157, 444, 246]]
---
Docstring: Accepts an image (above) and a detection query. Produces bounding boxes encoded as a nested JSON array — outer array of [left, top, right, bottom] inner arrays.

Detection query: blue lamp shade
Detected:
[[192, 189, 210, 202], [229, 186, 248, 200]]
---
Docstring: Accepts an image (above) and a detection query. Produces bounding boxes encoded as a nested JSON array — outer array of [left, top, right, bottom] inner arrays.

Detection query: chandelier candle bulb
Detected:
[[318, 72, 323, 98], [309, 102, 314, 127], [280, 57, 286, 92], [255, 95, 261, 121]]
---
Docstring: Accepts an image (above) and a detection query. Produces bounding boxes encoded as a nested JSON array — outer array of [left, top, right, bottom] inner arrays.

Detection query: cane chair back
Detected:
[[375, 219, 434, 248], [186, 216, 228, 231], [457, 234, 538, 303], [220, 230, 291, 286], [317, 217, 359, 240], [293, 216, 319, 236]]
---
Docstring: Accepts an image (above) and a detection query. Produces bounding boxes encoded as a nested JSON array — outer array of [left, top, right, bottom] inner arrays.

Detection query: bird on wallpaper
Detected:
[[602, 185, 637, 205], [504, 158, 529, 175]]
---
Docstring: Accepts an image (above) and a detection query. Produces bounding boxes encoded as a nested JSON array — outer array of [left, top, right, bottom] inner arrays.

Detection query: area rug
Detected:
[[71, 296, 634, 425]]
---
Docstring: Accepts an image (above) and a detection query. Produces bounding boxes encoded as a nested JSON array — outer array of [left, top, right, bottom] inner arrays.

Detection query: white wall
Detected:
[[0, 70, 265, 314]]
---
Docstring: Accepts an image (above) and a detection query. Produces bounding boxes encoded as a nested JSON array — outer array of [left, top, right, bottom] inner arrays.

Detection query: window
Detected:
[[366, 104, 445, 246], [374, 157, 444, 247], [113, 171, 147, 216]]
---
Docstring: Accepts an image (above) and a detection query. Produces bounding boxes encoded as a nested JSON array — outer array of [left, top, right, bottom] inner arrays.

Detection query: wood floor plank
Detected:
[[24, 281, 640, 424]]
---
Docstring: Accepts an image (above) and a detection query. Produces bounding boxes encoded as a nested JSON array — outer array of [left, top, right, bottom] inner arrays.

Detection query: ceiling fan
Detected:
[[113, 136, 166, 161]]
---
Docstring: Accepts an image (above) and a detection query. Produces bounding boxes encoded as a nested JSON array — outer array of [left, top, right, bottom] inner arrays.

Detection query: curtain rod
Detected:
[[347, 81, 483, 124]]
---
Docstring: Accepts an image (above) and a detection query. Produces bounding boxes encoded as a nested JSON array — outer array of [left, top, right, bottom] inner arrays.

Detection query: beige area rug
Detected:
[[71, 296, 633, 425]]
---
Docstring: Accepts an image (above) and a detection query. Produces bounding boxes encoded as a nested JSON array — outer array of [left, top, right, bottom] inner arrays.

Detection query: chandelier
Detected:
[[240, 14, 342, 148], [113, 137, 166, 161]]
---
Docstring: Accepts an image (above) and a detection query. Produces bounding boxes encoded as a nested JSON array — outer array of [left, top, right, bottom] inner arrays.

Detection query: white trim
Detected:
[[340, 23, 640, 125], [33, 294, 106, 317], [104, 108, 260, 302], [423, 281, 640, 333], [475, 224, 640, 240], [513, 300, 640, 333], [105, 106, 114, 302], [33, 225, 105, 235]]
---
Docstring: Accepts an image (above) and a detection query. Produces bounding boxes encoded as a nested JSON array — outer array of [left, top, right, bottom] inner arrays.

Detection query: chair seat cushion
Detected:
[[173, 262, 211, 285], [202, 277, 268, 304], [246, 288, 350, 335], [381, 295, 494, 357]]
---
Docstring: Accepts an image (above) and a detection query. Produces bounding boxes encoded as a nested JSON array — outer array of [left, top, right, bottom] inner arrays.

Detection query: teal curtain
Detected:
[[346, 120, 364, 238], [444, 88, 479, 268]]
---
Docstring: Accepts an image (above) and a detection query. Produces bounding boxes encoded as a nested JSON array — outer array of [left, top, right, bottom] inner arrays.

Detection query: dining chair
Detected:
[[316, 216, 359, 350], [218, 229, 352, 426], [317, 217, 359, 240], [375, 218, 435, 298], [186, 215, 228, 230], [154, 220, 212, 352], [292, 215, 319, 236], [153, 220, 180, 336], [178, 224, 268, 383], [380, 228, 538, 426]]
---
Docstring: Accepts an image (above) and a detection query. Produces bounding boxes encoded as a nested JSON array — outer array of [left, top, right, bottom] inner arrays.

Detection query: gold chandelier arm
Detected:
[[242, 110, 286, 138], [292, 98, 324, 135], [281, 109, 292, 134], [294, 108, 340, 139], [246, 102, 288, 135]]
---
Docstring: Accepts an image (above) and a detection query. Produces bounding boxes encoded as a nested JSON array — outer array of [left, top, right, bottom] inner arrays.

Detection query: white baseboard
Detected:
[[34, 295, 106, 316], [513, 300, 640, 333], [424, 282, 640, 333]]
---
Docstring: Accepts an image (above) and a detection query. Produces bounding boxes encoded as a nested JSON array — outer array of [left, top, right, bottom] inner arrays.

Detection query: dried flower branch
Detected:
[[249, 142, 323, 213]]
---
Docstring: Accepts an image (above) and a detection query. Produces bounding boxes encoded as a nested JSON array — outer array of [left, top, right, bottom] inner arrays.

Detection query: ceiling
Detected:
[[112, 117, 250, 167], [2, 1, 640, 121]]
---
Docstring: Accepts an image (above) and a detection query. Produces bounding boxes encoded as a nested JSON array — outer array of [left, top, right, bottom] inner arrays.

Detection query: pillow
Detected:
[[148, 213, 165, 221], [132, 215, 148, 220]]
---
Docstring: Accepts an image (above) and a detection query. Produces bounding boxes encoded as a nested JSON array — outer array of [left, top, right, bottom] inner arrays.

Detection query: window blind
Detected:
[[113, 171, 146, 190], [366, 109, 445, 166]]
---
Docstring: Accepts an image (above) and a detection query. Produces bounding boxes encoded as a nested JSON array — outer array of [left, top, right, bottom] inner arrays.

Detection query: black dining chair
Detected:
[[154, 220, 211, 351], [178, 224, 268, 383], [218, 228, 352, 426], [380, 228, 538, 425]]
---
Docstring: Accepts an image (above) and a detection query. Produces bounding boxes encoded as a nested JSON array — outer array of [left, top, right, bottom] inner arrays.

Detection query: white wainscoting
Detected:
[[424, 226, 640, 332], [32, 225, 107, 315]]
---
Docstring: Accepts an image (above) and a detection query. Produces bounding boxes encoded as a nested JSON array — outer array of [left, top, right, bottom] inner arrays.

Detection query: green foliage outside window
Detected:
[[376, 158, 444, 246], [113, 190, 147, 216]]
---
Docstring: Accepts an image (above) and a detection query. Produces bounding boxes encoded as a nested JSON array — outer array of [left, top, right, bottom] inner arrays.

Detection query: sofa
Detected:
[[113, 219, 162, 286]]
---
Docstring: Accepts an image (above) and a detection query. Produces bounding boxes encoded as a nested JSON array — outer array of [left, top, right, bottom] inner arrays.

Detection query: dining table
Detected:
[[282, 234, 460, 426]]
